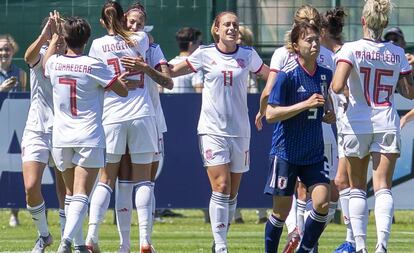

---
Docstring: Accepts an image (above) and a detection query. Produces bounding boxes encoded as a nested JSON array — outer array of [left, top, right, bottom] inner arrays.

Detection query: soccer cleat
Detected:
[[140, 243, 155, 253], [282, 228, 301, 253], [334, 241, 356, 253], [375, 244, 387, 253], [57, 239, 72, 253], [74, 245, 91, 253], [356, 249, 368, 253], [31, 233, 53, 253], [85, 238, 101, 253], [9, 213, 19, 227]]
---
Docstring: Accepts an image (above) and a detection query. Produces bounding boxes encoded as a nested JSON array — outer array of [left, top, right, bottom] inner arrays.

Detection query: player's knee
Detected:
[[212, 182, 230, 194]]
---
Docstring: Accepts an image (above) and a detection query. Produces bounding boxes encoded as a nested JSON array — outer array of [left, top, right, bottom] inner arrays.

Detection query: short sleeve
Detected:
[[249, 48, 264, 73], [191, 71, 204, 87], [270, 47, 289, 72], [400, 50, 412, 74], [150, 45, 168, 69], [335, 43, 354, 67], [268, 71, 288, 106], [186, 47, 203, 72], [89, 60, 117, 89], [88, 40, 97, 58], [44, 55, 56, 78]]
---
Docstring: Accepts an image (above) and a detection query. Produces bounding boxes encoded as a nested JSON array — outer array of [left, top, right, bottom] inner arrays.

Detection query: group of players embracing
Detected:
[[19, 0, 414, 253]]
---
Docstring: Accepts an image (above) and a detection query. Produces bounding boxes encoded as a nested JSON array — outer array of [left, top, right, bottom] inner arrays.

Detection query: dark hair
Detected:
[[125, 2, 147, 21], [101, 1, 134, 45], [321, 7, 347, 42], [176, 27, 202, 51], [290, 21, 320, 49], [63, 16, 91, 49]]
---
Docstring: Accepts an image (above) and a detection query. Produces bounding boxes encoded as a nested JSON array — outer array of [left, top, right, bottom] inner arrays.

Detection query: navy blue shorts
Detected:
[[264, 155, 330, 196]]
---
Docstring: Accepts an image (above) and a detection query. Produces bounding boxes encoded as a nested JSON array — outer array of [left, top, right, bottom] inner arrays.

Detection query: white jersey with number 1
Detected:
[[45, 54, 117, 148], [89, 32, 151, 125], [186, 44, 263, 138], [336, 39, 412, 134]]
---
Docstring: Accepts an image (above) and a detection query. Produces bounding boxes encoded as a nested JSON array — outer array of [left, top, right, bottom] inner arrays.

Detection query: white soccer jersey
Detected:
[[187, 44, 264, 137], [45, 54, 117, 148], [146, 43, 168, 133], [330, 47, 348, 134], [336, 39, 412, 134], [89, 32, 152, 125], [318, 45, 335, 70], [24, 46, 54, 133], [269, 46, 296, 72], [167, 55, 203, 93]]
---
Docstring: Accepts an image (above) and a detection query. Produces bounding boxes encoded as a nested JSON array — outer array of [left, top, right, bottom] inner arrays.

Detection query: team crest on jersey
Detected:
[[277, 176, 288, 190], [210, 60, 217, 65], [205, 149, 213, 160], [236, 58, 246, 68]]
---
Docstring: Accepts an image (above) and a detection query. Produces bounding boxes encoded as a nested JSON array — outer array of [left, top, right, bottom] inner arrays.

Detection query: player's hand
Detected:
[[406, 53, 414, 67], [120, 56, 148, 72], [255, 111, 264, 131], [322, 110, 336, 124], [0, 77, 17, 92], [305, 93, 325, 109]]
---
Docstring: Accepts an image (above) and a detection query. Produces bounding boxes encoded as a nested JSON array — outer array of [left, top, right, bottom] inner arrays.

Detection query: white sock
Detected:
[[326, 201, 338, 226], [59, 208, 66, 237], [286, 195, 297, 234], [296, 199, 306, 235], [63, 194, 89, 242], [27, 202, 49, 237], [349, 189, 368, 251], [135, 181, 153, 246], [375, 189, 393, 251], [116, 180, 134, 249], [87, 182, 112, 243], [228, 194, 238, 225], [148, 182, 156, 239], [210, 191, 230, 251], [339, 188, 355, 244]]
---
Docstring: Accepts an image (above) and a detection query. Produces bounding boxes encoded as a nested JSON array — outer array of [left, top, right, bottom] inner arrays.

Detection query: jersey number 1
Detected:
[[222, 70, 233, 86], [108, 58, 144, 88], [360, 67, 394, 106], [59, 78, 77, 116]]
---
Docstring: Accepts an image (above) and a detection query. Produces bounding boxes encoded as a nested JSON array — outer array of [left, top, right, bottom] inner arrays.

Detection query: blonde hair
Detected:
[[0, 34, 18, 53], [362, 0, 393, 40], [285, 5, 321, 52], [210, 11, 238, 43], [239, 26, 254, 46]]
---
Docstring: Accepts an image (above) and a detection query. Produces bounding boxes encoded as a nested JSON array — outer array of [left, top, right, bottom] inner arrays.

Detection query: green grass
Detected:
[[0, 209, 414, 252]]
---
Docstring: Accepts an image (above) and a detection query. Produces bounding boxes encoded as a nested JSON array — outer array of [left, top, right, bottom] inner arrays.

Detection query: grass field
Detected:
[[1, 209, 414, 252]]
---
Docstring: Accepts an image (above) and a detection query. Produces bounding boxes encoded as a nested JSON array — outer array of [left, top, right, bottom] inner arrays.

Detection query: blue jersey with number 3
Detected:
[[268, 61, 332, 165]]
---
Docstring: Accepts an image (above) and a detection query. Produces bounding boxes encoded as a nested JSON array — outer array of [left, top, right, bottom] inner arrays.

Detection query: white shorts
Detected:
[[339, 131, 400, 159], [337, 134, 345, 159], [199, 134, 250, 173], [324, 143, 338, 180], [104, 117, 158, 155], [53, 147, 105, 172], [21, 129, 54, 166]]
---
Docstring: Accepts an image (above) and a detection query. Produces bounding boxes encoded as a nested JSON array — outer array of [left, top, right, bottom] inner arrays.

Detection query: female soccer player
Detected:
[[22, 13, 68, 252], [85, 2, 158, 253], [170, 11, 269, 253], [264, 21, 332, 253], [332, 1, 414, 252], [43, 16, 128, 253], [320, 7, 357, 253], [113, 2, 173, 252]]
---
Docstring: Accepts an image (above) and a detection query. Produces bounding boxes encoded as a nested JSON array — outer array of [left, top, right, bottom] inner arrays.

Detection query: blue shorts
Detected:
[[264, 155, 330, 196]]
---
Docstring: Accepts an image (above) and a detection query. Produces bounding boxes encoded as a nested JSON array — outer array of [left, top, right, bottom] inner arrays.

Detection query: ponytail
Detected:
[[101, 1, 135, 46]]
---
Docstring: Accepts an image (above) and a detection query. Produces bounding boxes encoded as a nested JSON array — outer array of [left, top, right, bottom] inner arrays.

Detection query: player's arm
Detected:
[[256, 70, 278, 130], [19, 69, 27, 91], [108, 72, 129, 97], [266, 93, 325, 123], [42, 33, 60, 71], [24, 18, 51, 66], [120, 56, 173, 90], [169, 60, 194, 77], [331, 61, 352, 94], [401, 108, 414, 129], [396, 72, 414, 100]]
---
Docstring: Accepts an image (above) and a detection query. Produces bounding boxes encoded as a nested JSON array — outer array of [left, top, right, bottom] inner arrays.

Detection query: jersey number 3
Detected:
[[59, 78, 77, 116]]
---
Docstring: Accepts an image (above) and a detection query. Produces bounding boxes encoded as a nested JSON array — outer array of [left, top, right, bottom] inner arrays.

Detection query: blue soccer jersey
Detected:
[[268, 61, 333, 165]]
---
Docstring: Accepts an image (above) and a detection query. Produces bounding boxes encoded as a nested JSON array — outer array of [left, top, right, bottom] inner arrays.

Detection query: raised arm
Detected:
[[24, 18, 50, 66]]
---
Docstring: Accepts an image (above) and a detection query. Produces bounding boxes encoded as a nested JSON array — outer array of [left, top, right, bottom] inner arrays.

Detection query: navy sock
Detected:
[[265, 214, 284, 253], [297, 209, 327, 253]]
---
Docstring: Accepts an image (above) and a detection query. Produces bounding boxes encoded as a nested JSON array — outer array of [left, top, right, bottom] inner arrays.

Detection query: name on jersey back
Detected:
[[102, 39, 138, 53], [54, 62, 92, 74], [355, 50, 400, 64]]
